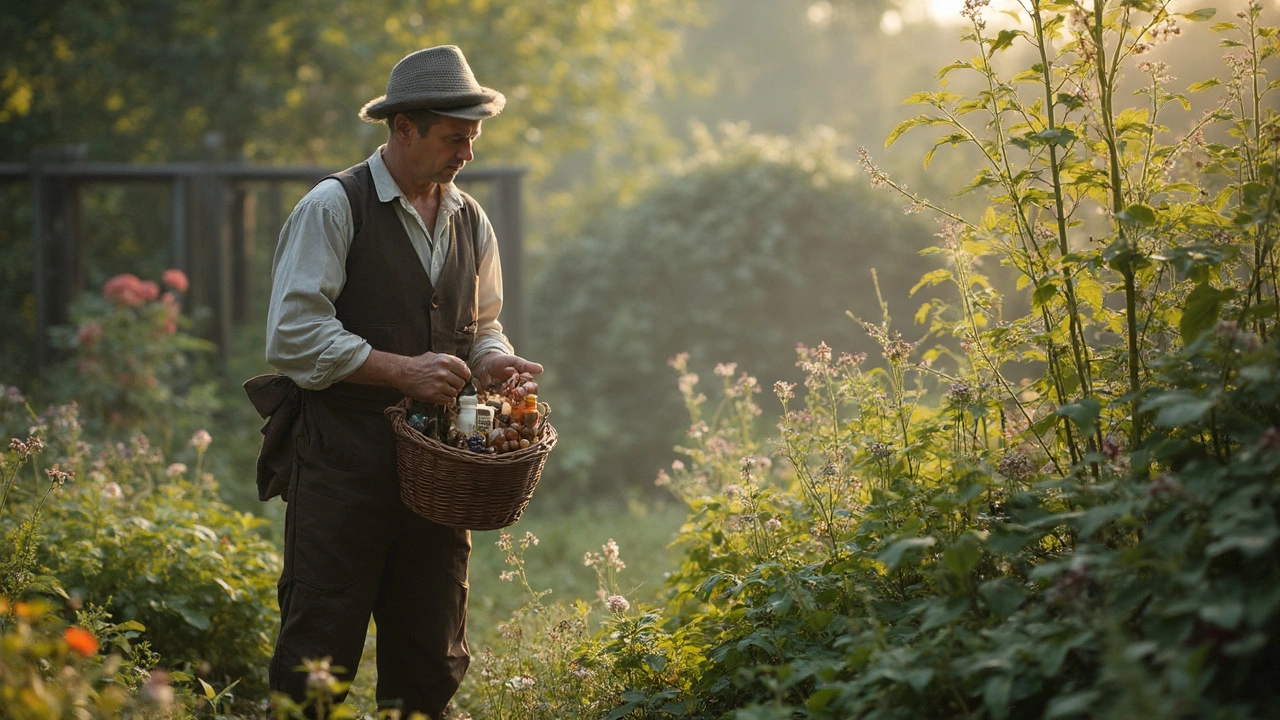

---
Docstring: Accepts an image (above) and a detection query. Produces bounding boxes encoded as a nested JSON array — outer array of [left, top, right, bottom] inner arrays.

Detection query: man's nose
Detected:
[[457, 141, 474, 162]]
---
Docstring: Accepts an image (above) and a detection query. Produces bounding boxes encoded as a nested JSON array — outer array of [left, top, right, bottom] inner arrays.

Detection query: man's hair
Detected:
[[390, 109, 443, 138]]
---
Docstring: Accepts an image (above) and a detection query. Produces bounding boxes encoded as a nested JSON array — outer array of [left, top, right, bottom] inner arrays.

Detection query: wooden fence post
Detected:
[[30, 144, 86, 372], [190, 132, 232, 363]]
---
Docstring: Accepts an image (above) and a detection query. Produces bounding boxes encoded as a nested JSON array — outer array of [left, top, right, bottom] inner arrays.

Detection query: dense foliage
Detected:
[[465, 0, 1280, 718], [531, 124, 933, 490], [1, 0, 1276, 717], [0, 287, 279, 717]]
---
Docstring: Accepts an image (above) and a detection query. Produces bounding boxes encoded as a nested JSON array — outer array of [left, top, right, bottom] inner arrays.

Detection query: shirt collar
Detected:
[[369, 146, 463, 217]]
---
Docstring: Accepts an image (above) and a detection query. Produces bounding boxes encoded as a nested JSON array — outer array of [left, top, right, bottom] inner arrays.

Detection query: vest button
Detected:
[[431, 299, 440, 309]]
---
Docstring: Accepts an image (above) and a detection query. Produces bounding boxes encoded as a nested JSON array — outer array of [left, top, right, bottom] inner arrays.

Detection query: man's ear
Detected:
[[390, 113, 412, 141]]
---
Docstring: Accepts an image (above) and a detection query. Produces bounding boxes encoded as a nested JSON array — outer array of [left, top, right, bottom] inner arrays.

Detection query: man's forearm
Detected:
[[344, 348, 472, 405], [344, 348, 411, 392]]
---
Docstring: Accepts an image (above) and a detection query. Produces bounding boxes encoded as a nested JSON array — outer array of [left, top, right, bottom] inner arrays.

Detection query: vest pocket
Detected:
[[454, 321, 477, 363]]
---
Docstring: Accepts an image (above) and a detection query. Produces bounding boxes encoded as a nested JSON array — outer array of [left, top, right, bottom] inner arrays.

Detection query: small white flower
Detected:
[[506, 675, 536, 692], [101, 482, 123, 501], [165, 463, 187, 478], [606, 594, 631, 614], [188, 429, 212, 453]]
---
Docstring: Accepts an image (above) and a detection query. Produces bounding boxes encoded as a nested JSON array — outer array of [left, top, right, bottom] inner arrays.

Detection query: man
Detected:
[[256, 45, 541, 717]]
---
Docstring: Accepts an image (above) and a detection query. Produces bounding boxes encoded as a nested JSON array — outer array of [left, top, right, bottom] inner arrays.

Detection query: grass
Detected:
[[342, 491, 688, 714]]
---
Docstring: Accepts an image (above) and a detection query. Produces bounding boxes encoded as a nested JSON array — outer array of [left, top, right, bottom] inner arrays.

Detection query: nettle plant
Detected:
[[572, 2, 1278, 719], [869, 0, 1277, 460]]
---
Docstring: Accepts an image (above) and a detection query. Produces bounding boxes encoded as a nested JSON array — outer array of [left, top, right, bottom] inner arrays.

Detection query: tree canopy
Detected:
[[0, 0, 700, 175]]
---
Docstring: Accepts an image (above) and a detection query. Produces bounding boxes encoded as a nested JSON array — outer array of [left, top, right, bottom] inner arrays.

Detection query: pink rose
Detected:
[[162, 268, 189, 293], [102, 274, 144, 306], [138, 280, 160, 303]]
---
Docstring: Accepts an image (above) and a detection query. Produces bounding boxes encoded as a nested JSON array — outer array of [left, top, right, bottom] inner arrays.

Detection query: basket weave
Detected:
[[384, 397, 556, 531]]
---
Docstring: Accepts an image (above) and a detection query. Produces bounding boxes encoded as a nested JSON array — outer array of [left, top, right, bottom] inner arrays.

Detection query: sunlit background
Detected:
[[0, 0, 1271, 713]]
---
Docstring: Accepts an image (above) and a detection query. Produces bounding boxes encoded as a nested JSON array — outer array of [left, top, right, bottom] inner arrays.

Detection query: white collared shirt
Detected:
[[265, 146, 511, 389]]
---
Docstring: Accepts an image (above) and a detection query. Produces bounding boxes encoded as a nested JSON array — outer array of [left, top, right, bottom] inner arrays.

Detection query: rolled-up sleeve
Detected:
[[471, 209, 515, 367], [265, 180, 372, 390]]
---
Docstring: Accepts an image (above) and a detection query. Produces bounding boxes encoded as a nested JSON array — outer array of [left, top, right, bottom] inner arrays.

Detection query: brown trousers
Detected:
[[270, 395, 470, 719]]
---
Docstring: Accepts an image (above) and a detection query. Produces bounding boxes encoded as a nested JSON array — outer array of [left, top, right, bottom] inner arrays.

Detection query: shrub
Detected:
[[0, 597, 192, 720], [42, 269, 221, 454], [530, 123, 933, 491], [0, 387, 279, 712], [486, 0, 1280, 718]]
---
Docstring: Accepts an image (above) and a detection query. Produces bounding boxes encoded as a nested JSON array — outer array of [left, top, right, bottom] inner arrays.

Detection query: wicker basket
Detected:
[[384, 397, 557, 531]]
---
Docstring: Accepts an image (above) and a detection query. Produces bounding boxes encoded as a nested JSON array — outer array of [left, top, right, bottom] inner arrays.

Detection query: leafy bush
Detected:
[[0, 388, 279, 712], [531, 123, 933, 490], [41, 269, 221, 454], [483, 1, 1280, 718], [0, 597, 195, 720]]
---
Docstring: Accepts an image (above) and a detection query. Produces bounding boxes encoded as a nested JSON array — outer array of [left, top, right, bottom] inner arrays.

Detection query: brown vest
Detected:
[[316, 161, 482, 414]]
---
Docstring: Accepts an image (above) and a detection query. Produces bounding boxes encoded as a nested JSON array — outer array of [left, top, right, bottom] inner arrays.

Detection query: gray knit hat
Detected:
[[359, 45, 506, 122]]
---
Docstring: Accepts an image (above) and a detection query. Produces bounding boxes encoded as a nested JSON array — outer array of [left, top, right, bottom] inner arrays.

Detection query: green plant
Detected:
[[0, 597, 193, 720], [0, 386, 279, 715], [43, 269, 221, 454], [479, 1, 1280, 718]]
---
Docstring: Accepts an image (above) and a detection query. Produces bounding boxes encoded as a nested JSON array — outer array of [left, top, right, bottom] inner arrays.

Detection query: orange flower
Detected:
[[64, 626, 99, 657]]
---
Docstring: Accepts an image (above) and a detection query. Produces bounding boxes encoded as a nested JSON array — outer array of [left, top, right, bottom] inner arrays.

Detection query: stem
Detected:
[[1092, 0, 1145, 442], [1032, 0, 1094, 406]]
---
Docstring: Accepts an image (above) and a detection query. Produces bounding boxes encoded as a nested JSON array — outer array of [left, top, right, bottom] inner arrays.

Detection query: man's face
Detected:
[[405, 114, 483, 185]]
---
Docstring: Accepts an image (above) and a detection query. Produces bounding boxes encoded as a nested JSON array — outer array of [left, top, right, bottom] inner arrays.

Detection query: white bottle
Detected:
[[456, 395, 478, 434]]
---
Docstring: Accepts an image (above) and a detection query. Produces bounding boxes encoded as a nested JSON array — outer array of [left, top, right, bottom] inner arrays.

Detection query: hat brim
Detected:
[[359, 91, 506, 123]]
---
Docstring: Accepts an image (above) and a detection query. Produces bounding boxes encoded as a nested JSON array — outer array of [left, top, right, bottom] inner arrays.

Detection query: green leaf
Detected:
[[808, 687, 841, 710], [1140, 390, 1218, 428], [1115, 203, 1157, 225], [1182, 7, 1216, 20], [199, 678, 216, 701], [984, 675, 1013, 720], [1180, 283, 1230, 342], [1188, 78, 1223, 92], [979, 578, 1028, 617], [606, 701, 642, 720], [990, 29, 1023, 52], [1046, 690, 1100, 718], [1035, 127, 1077, 147], [1056, 397, 1101, 436], [1032, 280, 1059, 308], [877, 536, 936, 572], [176, 607, 212, 631], [942, 533, 982, 579], [645, 653, 667, 673], [1200, 600, 1244, 629]]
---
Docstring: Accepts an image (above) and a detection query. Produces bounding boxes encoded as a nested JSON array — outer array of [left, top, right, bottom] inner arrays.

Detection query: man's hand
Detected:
[[476, 353, 544, 392], [401, 351, 472, 404]]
